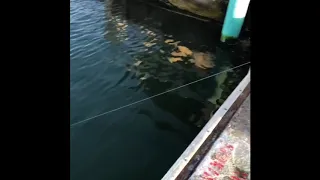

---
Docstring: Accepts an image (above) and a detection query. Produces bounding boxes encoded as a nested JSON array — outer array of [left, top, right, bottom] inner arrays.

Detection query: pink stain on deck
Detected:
[[200, 144, 235, 179], [210, 161, 224, 170]]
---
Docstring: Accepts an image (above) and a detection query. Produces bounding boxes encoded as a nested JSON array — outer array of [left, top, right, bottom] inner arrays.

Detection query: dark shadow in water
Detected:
[[104, 0, 250, 128], [71, 1, 250, 180], [107, 0, 221, 48]]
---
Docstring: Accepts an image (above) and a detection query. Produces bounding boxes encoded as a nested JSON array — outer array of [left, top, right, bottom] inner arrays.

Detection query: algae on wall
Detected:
[[167, 0, 228, 21]]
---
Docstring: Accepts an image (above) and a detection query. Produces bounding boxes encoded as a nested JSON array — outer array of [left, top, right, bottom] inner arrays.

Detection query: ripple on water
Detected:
[[70, 0, 250, 179]]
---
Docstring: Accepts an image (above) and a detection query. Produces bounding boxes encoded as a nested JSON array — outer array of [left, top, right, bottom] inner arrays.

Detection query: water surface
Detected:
[[70, 0, 250, 179]]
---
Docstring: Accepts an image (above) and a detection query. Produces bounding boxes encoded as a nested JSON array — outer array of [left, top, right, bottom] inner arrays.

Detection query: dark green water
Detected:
[[70, 0, 250, 179]]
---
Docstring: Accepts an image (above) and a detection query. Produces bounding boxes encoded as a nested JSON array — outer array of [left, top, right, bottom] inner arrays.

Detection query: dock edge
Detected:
[[162, 68, 250, 180]]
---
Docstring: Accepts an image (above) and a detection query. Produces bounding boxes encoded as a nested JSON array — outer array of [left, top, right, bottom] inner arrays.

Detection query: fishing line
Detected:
[[70, 61, 250, 128]]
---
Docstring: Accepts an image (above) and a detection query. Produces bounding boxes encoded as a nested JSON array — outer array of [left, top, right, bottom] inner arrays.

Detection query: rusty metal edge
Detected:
[[162, 69, 250, 180], [177, 81, 250, 179]]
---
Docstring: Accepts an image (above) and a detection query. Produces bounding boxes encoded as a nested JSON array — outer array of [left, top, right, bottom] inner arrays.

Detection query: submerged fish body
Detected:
[[207, 67, 228, 105]]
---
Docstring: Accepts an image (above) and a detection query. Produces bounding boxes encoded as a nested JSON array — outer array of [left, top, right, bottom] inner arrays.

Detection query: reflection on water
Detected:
[[70, 0, 250, 180]]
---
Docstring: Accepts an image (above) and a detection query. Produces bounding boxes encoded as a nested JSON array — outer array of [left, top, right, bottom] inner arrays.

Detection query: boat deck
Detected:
[[189, 95, 250, 180], [162, 70, 250, 180]]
